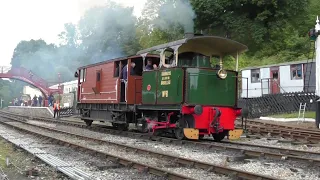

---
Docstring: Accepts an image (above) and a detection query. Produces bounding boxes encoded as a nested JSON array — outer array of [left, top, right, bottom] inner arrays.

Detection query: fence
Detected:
[[238, 91, 318, 118], [59, 107, 75, 117]]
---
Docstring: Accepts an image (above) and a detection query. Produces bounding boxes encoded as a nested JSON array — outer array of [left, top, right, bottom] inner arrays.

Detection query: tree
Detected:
[[190, 0, 309, 53], [58, 23, 80, 47]]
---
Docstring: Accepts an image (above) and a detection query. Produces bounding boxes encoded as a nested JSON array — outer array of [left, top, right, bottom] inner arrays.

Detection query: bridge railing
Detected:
[[7, 67, 49, 88], [0, 66, 11, 74]]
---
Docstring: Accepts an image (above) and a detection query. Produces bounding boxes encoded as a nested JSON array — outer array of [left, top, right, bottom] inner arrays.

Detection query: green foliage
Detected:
[[269, 111, 315, 119], [3, 0, 319, 101], [0, 79, 26, 108]]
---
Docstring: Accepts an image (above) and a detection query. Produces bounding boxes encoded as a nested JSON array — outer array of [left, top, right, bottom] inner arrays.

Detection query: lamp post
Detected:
[[310, 16, 320, 128], [0, 98, 3, 109], [58, 73, 61, 104]]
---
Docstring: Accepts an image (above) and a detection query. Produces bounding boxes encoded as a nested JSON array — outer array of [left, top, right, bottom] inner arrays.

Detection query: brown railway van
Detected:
[[76, 54, 160, 105]]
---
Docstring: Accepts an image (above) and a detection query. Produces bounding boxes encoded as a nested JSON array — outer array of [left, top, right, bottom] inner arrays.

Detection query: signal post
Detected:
[[310, 16, 320, 128]]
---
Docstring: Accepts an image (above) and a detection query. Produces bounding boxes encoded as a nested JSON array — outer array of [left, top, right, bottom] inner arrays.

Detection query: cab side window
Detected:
[[114, 61, 120, 77]]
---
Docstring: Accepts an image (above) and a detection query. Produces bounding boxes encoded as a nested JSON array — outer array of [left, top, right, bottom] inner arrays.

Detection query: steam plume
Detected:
[[153, 0, 196, 33]]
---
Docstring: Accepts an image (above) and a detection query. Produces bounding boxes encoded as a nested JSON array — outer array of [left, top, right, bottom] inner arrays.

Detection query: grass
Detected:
[[0, 139, 12, 167], [268, 111, 316, 119]]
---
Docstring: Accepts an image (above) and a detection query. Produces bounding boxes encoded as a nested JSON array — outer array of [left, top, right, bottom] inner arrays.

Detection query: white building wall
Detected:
[[260, 68, 271, 95], [241, 68, 270, 98], [49, 80, 78, 94], [279, 66, 304, 93], [23, 86, 43, 98], [63, 81, 78, 94]]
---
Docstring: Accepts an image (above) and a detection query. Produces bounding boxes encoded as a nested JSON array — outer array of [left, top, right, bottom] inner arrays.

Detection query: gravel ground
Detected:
[[6, 121, 229, 180], [27, 119, 320, 158], [0, 123, 167, 180], [12, 119, 320, 180]]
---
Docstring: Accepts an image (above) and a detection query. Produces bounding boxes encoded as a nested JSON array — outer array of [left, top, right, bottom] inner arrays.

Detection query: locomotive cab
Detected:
[[137, 34, 248, 141]]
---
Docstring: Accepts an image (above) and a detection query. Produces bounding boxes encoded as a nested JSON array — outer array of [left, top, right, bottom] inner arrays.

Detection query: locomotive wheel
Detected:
[[139, 121, 149, 133], [174, 118, 188, 140], [112, 123, 118, 128], [84, 120, 93, 126], [213, 131, 227, 142], [174, 128, 185, 140]]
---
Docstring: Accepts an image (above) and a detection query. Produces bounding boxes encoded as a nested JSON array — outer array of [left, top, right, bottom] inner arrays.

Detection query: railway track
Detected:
[[1, 111, 320, 171], [243, 119, 320, 132], [0, 112, 278, 180], [239, 122, 320, 144]]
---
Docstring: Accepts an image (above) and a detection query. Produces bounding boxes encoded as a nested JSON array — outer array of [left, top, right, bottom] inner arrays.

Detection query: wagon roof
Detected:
[[77, 54, 159, 69], [240, 59, 313, 71], [136, 35, 248, 56]]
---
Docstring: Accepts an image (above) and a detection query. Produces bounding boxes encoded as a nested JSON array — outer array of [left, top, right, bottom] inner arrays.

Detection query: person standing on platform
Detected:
[[38, 95, 43, 107], [53, 101, 60, 118], [32, 95, 37, 107], [48, 94, 54, 106]]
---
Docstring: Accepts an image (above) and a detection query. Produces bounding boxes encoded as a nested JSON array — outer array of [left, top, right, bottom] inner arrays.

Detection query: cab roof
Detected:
[[136, 35, 248, 57], [77, 54, 159, 70]]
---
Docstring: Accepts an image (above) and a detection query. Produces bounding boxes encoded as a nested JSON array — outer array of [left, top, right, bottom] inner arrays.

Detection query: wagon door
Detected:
[[270, 67, 280, 94], [95, 70, 101, 93]]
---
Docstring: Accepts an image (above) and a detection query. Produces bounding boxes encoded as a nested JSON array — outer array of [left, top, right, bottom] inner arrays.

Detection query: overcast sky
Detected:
[[0, 0, 146, 66]]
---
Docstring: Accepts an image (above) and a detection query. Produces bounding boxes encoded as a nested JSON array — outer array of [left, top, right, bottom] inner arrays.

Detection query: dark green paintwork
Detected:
[[142, 71, 158, 104], [156, 68, 184, 104], [185, 68, 237, 106]]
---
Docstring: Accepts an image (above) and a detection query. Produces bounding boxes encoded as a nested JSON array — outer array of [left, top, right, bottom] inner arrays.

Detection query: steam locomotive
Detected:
[[75, 33, 248, 141]]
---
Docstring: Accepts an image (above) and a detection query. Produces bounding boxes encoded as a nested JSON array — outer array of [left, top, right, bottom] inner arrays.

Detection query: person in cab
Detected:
[[145, 59, 158, 71], [121, 61, 136, 80]]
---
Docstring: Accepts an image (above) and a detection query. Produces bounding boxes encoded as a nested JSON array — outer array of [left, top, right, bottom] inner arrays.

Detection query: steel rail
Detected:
[[243, 124, 320, 144], [0, 117, 194, 180], [238, 119, 320, 134], [221, 140, 320, 157], [0, 113, 277, 180], [1, 111, 320, 162], [3, 110, 320, 156], [1, 111, 320, 171]]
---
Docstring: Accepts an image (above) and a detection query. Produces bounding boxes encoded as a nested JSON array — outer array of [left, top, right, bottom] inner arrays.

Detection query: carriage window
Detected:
[[96, 71, 101, 81], [82, 68, 86, 82], [291, 64, 302, 80], [251, 69, 260, 83], [114, 62, 119, 77]]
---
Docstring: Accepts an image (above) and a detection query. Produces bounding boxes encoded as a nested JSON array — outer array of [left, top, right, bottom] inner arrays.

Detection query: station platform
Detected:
[[5, 106, 53, 118]]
